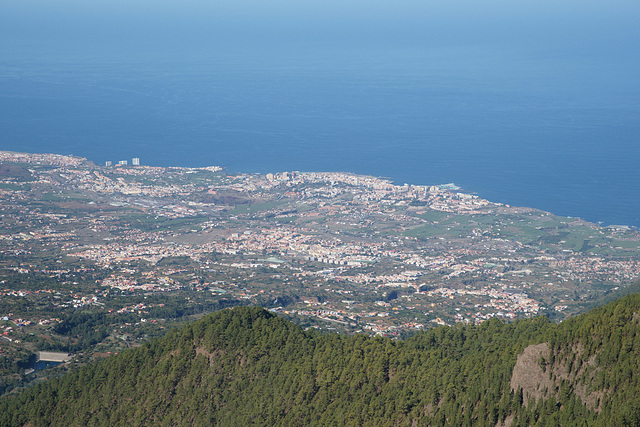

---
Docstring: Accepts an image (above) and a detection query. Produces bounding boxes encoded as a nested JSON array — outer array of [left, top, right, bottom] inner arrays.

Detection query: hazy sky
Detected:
[[2, 0, 639, 53]]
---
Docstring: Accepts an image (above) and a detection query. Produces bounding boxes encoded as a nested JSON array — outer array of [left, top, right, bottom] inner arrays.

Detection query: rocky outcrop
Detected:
[[510, 343, 553, 404], [511, 343, 603, 411]]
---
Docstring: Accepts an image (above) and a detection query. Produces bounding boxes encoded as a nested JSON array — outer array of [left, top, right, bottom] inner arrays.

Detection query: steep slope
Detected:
[[1, 296, 640, 426]]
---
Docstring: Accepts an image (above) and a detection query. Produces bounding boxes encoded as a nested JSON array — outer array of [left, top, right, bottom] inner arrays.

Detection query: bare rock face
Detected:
[[511, 343, 603, 411], [510, 343, 553, 405]]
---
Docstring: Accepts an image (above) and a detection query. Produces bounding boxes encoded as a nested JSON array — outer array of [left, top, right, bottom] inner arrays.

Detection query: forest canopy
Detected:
[[3, 293, 640, 426]]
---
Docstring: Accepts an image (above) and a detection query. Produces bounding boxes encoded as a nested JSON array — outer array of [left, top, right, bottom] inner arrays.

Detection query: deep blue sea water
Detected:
[[1, 44, 639, 227]]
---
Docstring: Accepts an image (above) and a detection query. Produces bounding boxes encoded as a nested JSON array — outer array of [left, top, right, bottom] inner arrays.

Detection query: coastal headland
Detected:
[[1, 150, 639, 393]]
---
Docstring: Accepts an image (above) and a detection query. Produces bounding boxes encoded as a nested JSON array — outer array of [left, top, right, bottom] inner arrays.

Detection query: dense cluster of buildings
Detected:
[[2, 151, 640, 335]]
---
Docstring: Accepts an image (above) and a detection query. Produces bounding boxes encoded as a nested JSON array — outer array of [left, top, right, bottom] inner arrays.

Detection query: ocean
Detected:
[[1, 44, 639, 227]]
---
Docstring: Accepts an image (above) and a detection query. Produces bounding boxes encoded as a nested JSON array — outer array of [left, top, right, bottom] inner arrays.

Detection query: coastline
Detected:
[[1, 149, 636, 230]]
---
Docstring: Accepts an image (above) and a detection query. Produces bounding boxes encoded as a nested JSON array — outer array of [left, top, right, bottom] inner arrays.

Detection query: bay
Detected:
[[1, 44, 639, 227]]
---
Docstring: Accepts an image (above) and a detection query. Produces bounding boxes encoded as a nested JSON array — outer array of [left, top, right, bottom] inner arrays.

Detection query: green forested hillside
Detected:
[[2, 294, 640, 426]]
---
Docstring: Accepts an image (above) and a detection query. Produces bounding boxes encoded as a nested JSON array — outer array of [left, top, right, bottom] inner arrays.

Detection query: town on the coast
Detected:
[[1, 150, 640, 391]]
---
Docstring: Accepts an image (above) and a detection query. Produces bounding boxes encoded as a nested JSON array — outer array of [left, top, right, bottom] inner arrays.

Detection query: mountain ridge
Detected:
[[2, 288, 640, 426]]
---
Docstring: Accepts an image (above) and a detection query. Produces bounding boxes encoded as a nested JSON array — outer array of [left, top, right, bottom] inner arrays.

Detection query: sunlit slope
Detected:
[[2, 292, 640, 426]]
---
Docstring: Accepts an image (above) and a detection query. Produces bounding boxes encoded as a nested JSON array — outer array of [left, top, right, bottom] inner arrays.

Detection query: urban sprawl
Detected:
[[1, 150, 639, 384]]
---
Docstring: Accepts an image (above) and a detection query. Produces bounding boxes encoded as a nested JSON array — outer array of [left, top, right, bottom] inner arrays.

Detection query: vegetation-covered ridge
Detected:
[[3, 292, 640, 426]]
